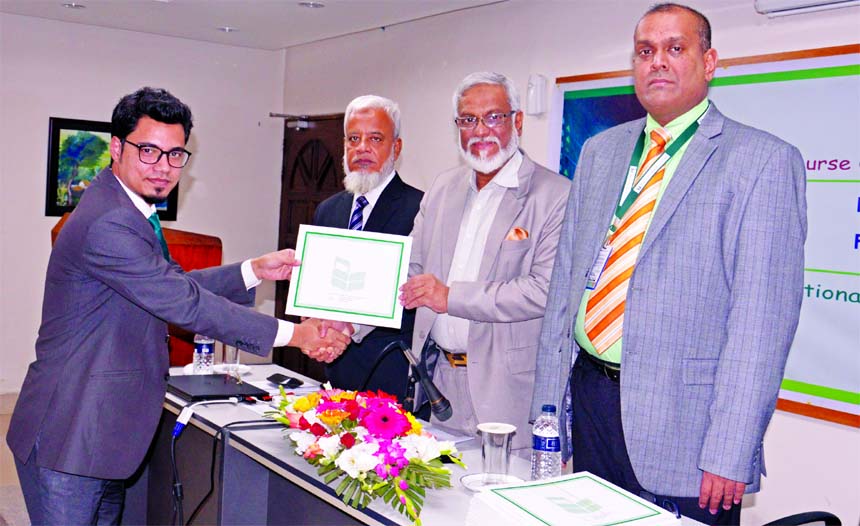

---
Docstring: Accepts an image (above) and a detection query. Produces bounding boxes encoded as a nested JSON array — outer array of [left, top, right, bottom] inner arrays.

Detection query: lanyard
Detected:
[[607, 105, 708, 239]]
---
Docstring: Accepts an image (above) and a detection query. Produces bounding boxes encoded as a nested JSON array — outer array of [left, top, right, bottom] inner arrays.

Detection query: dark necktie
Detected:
[[349, 196, 369, 231], [147, 212, 171, 260]]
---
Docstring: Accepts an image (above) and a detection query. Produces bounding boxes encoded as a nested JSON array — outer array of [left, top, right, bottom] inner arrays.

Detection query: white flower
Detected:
[[335, 441, 380, 479], [290, 430, 317, 455], [302, 409, 321, 427], [317, 434, 342, 459], [398, 434, 455, 463], [352, 426, 370, 442]]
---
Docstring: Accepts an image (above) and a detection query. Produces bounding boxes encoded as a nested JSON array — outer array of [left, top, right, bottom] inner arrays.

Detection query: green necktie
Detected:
[[147, 212, 171, 260]]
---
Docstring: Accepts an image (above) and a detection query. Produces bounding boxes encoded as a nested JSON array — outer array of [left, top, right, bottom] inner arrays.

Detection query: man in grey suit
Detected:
[[531, 4, 806, 523], [399, 72, 570, 450], [7, 87, 349, 525]]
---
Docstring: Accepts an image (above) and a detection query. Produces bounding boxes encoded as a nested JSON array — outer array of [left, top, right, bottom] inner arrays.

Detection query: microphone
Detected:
[[397, 342, 452, 421]]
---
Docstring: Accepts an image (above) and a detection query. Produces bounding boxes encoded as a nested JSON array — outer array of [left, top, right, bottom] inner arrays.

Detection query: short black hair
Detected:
[[111, 87, 193, 142], [642, 3, 712, 52]]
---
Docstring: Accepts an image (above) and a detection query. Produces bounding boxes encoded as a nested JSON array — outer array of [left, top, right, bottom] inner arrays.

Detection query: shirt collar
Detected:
[[356, 168, 396, 205], [645, 97, 710, 142], [112, 169, 157, 218], [469, 149, 522, 191]]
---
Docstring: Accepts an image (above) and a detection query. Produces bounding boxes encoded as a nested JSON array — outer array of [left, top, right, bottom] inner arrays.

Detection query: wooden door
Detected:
[[274, 114, 345, 380]]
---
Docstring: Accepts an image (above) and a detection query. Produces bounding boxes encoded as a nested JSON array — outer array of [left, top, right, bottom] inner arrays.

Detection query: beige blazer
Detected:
[[410, 152, 570, 449]]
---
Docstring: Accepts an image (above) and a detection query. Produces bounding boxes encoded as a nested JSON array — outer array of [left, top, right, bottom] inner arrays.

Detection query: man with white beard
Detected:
[[397, 72, 570, 450], [312, 95, 423, 400]]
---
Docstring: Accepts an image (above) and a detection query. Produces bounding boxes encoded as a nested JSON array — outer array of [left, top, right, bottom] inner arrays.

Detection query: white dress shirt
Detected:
[[115, 174, 295, 345], [429, 151, 522, 352]]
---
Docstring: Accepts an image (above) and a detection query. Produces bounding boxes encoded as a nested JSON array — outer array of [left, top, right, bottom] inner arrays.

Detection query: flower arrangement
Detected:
[[269, 386, 465, 525]]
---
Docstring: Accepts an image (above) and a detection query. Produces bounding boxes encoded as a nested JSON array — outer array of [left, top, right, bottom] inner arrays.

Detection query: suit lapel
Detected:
[[639, 106, 723, 259], [332, 192, 354, 229], [477, 155, 531, 278], [364, 173, 404, 232], [438, 171, 470, 282], [599, 125, 643, 231]]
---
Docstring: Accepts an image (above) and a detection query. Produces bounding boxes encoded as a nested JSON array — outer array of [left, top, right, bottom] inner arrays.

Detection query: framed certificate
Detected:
[[285, 224, 412, 329]]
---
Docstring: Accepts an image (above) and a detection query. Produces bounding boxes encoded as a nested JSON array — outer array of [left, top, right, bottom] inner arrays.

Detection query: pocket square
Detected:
[[505, 227, 529, 241]]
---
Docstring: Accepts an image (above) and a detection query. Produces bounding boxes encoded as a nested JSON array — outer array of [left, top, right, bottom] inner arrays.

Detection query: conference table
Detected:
[[122, 364, 702, 526]]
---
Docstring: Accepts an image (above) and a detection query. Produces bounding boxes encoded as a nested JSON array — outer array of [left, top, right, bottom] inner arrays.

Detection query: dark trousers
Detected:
[[15, 436, 125, 526], [571, 354, 742, 525]]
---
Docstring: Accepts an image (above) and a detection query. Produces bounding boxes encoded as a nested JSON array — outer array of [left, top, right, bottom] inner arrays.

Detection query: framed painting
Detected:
[[45, 117, 178, 219]]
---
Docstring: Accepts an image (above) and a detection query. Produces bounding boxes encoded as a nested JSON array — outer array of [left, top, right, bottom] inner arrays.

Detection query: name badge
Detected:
[[586, 243, 612, 290]]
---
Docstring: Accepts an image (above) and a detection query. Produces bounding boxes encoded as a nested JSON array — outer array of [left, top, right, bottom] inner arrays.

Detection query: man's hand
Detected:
[[250, 249, 300, 281], [318, 320, 355, 338], [699, 471, 745, 515], [399, 274, 449, 313], [288, 318, 350, 363]]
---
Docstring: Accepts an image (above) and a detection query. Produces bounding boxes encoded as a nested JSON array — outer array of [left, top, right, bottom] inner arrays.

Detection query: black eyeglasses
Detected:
[[123, 140, 192, 168], [454, 111, 516, 130]]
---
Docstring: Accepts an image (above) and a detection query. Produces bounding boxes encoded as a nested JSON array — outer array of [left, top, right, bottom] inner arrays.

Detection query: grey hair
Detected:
[[344, 95, 401, 139], [452, 72, 521, 117]]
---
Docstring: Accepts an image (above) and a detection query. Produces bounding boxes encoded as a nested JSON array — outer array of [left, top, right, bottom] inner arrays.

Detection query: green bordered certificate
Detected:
[[467, 472, 681, 526], [285, 224, 412, 329]]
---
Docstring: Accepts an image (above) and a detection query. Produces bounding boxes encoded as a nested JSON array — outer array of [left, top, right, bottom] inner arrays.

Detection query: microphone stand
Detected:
[[398, 342, 453, 421]]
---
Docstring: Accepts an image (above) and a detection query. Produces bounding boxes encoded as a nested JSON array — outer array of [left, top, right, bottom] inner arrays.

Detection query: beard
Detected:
[[342, 149, 396, 195], [458, 131, 519, 175]]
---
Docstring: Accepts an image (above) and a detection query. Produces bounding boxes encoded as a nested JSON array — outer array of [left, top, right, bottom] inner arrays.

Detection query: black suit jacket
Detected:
[[7, 168, 278, 480], [312, 173, 422, 400]]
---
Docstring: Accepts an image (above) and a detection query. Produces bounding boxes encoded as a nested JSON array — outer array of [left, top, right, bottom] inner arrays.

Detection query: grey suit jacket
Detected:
[[7, 168, 279, 480], [531, 104, 807, 496], [411, 152, 570, 449]]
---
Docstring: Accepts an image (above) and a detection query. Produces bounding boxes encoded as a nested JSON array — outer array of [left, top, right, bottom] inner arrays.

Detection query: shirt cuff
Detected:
[[274, 319, 295, 347], [241, 259, 262, 290]]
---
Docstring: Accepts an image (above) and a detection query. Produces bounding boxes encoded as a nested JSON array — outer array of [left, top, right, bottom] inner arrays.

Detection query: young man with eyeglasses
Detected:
[[7, 86, 350, 525], [397, 72, 570, 451]]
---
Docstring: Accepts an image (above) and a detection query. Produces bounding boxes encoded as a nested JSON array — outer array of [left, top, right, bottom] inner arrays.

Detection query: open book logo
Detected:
[[547, 496, 605, 516], [331, 257, 366, 291]]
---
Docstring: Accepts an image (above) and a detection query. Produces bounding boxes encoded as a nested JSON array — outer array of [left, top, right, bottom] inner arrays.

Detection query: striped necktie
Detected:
[[349, 196, 369, 231], [584, 127, 671, 355], [147, 212, 171, 260]]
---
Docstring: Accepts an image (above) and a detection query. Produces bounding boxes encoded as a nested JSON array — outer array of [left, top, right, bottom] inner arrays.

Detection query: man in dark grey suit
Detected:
[[314, 95, 422, 400], [7, 87, 349, 525], [531, 4, 806, 524]]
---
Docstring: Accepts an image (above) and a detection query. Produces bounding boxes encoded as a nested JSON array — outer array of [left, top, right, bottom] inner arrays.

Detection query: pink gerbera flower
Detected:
[[360, 402, 411, 439]]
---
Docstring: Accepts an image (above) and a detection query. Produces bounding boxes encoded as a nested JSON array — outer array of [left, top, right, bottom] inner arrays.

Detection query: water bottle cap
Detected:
[[541, 404, 556, 413]]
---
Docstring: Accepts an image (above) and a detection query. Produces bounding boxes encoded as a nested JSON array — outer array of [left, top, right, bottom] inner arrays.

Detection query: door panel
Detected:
[[275, 115, 345, 380]]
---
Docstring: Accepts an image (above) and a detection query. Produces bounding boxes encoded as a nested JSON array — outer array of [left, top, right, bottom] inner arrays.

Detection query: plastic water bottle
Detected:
[[193, 334, 215, 374], [531, 404, 562, 480]]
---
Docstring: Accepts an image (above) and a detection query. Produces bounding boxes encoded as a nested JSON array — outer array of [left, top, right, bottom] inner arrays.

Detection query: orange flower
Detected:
[[318, 409, 350, 427]]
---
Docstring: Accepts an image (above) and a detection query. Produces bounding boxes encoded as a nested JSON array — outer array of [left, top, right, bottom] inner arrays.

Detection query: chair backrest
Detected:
[[762, 511, 842, 526]]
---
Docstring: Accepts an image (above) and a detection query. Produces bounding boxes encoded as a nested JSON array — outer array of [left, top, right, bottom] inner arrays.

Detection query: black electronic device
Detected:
[[396, 342, 452, 421], [266, 373, 303, 389], [167, 374, 268, 402]]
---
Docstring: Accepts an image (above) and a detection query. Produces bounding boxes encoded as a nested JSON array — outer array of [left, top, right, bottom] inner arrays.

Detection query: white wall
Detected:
[[280, 0, 860, 523], [0, 14, 286, 392]]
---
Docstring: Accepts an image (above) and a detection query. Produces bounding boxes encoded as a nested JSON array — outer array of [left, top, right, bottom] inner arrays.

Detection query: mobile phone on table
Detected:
[[267, 373, 303, 389]]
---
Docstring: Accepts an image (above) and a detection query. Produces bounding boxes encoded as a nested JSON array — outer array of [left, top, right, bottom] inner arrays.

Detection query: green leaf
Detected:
[[343, 479, 357, 504], [323, 470, 343, 484], [335, 476, 351, 496]]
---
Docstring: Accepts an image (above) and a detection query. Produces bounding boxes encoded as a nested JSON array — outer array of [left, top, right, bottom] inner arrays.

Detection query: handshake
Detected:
[[290, 318, 354, 364], [250, 249, 354, 364]]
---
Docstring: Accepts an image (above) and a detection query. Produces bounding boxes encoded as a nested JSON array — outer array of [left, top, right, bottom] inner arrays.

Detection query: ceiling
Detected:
[[0, 0, 505, 50]]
